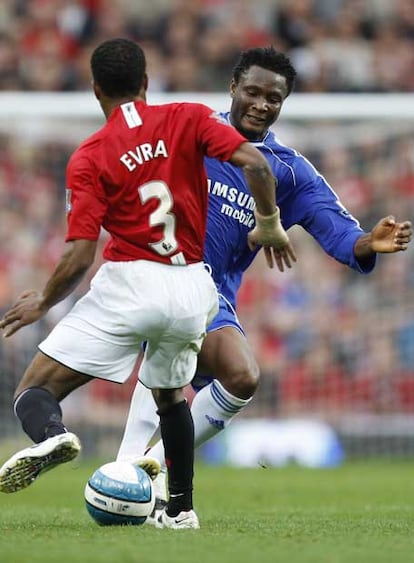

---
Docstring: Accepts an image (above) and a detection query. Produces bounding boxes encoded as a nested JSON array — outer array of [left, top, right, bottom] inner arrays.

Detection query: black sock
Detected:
[[14, 387, 66, 443], [159, 400, 194, 517]]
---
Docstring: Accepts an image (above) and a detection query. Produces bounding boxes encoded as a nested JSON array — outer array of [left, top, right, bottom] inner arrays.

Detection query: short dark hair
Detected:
[[91, 38, 146, 98], [232, 47, 297, 96]]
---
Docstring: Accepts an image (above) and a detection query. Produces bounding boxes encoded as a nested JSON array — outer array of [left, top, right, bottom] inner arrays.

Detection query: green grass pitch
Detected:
[[0, 459, 414, 563]]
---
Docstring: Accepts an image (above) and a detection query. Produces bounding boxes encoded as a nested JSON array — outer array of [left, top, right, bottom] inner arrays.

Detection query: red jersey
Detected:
[[65, 101, 246, 264]]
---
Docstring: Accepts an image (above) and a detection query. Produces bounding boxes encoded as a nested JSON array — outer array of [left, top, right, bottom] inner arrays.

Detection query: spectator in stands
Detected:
[[3, 0, 414, 92]]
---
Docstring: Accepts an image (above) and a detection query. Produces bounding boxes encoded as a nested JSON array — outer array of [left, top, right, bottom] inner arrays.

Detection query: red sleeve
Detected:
[[65, 149, 108, 241], [192, 104, 246, 161]]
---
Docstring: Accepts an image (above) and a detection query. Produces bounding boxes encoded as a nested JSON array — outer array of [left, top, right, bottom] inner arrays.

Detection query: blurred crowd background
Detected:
[[1, 0, 414, 93], [1, 0, 414, 456]]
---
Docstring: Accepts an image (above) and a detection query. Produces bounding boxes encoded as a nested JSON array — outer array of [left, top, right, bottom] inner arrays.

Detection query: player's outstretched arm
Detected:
[[0, 239, 97, 337], [354, 216, 412, 260]]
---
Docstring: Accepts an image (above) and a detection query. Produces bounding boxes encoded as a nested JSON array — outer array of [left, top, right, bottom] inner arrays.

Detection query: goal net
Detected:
[[0, 92, 413, 460]]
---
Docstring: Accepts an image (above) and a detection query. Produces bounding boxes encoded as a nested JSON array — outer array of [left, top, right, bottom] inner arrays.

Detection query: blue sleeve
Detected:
[[290, 161, 376, 274]]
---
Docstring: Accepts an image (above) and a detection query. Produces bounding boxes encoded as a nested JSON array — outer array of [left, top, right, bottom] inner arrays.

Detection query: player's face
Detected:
[[229, 66, 289, 141]]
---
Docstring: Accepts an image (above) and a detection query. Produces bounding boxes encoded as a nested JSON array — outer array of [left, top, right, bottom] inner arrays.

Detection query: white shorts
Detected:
[[39, 260, 218, 389]]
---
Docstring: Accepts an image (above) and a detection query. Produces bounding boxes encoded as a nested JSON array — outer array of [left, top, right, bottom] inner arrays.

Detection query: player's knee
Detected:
[[222, 362, 260, 400]]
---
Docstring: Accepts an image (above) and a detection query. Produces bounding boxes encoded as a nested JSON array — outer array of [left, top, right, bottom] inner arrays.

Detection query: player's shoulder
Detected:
[[78, 123, 106, 150], [151, 101, 212, 116], [68, 129, 103, 170], [262, 129, 301, 162], [263, 131, 315, 171], [151, 102, 232, 127], [261, 130, 321, 184]]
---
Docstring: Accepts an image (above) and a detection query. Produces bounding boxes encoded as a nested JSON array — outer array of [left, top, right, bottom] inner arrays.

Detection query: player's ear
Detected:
[[92, 80, 101, 100], [230, 79, 236, 98], [142, 73, 149, 92]]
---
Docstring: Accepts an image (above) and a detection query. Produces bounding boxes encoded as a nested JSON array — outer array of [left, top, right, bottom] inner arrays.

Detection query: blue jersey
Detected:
[[192, 112, 376, 389], [204, 112, 375, 310]]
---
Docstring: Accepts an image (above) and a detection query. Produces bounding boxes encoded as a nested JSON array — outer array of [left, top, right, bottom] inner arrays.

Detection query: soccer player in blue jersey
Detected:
[[116, 47, 412, 522]]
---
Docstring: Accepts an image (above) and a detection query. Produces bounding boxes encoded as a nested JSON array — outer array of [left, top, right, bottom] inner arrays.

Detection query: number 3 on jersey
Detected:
[[138, 180, 178, 256]]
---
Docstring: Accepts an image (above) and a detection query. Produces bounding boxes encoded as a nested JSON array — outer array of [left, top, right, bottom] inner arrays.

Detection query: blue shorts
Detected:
[[207, 293, 244, 335], [191, 293, 245, 392]]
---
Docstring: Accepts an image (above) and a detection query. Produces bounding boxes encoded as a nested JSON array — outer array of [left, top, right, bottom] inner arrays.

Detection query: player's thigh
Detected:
[[140, 264, 217, 388], [39, 318, 139, 384], [140, 326, 205, 390], [38, 288, 143, 383], [140, 294, 216, 390], [15, 351, 93, 401]]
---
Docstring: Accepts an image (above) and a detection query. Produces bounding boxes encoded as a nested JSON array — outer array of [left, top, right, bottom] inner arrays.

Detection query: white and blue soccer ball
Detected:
[[84, 461, 155, 526]]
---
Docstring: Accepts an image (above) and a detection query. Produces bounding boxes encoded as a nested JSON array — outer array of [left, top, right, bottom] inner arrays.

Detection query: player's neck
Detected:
[[102, 93, 147, 120]]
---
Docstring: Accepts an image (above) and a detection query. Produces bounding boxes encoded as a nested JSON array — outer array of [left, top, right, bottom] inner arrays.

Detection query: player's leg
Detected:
[[0, 263, 144, 494], [123, 296, 257, 465], [0, 351, 89, 493], [117, 379, 159, 463], [150, 325, 257, 462], [143, 325, 258, 523], [151, 386, 198, 529], [137, 262, 218, 530], [137, 343, 201, 529], [116, 374, 167, 517], [139, 328, 206, 530], [115, 378, 160, 459], [188, 293, 259, 447], [118, 316, 258, 520], [190, 325, 258, 442]]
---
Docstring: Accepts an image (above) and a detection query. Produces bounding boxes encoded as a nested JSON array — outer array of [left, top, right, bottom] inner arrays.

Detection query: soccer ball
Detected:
[[84, 461, 155, 526]]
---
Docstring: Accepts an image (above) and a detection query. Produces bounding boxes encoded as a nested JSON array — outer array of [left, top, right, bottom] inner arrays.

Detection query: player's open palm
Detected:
[[371, 216, 412, 253], [0, 290, 46, 337]]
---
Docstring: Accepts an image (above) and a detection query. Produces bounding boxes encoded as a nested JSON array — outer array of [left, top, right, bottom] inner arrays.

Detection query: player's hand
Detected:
[[370, 216, 412, 253], [247, 207, 297, 271], [262, 242, 297, 272], [0, 290, 46, 337]]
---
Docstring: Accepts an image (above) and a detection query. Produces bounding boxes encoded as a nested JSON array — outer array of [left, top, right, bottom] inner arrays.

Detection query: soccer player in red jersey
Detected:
[[0, 38, 295, 528]]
